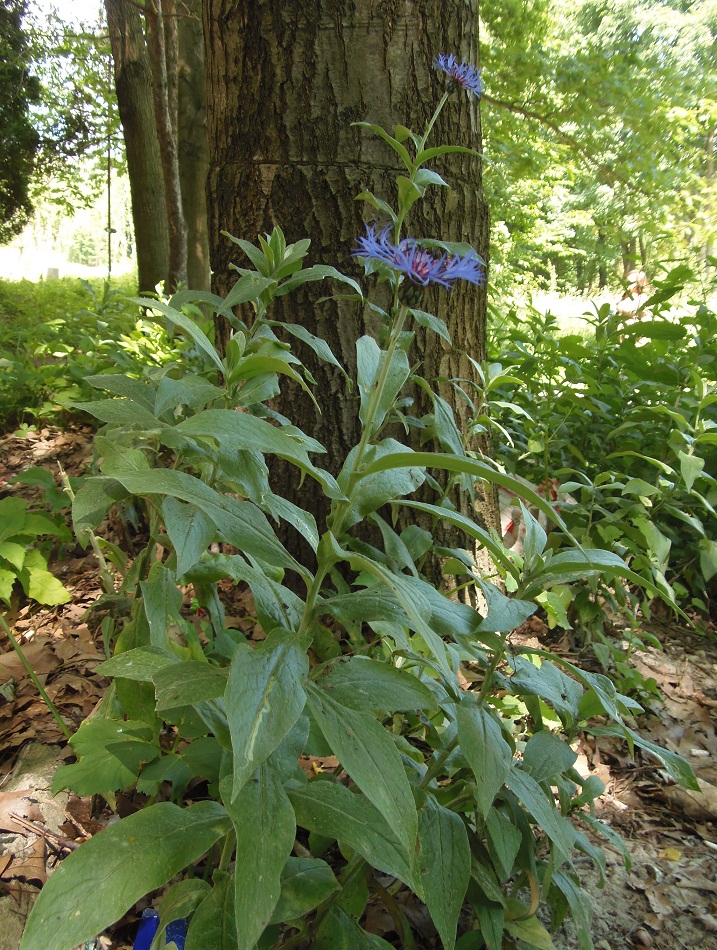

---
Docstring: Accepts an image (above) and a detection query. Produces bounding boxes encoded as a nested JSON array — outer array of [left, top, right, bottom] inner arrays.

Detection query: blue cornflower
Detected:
[[353, 226, 484, 290], [434, 54, 484, 98]]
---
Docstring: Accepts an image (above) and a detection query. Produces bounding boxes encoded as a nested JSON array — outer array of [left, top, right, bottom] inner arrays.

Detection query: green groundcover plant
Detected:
[[20, 57, 698, 950], [0, 276, 202, 429], [486, 274, 717, 621]]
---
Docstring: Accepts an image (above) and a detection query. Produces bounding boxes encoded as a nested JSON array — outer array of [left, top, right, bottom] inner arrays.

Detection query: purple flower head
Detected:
[[353, 226, 484, 290], [434, 54, 484, 98]]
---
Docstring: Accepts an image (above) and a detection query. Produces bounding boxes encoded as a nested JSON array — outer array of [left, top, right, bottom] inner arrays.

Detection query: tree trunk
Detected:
[[105, 0, 168, 293], [203, 0, 494, 566], [178, 0, 210, 291], [146, 0, 187, 292]]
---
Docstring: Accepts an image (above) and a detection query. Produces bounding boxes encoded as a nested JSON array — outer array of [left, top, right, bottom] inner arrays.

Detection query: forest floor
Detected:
[[0, 426, 716, 950]]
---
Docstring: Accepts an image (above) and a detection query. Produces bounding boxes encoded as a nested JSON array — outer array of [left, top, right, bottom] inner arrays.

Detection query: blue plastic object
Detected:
[[133, 908, 187, 950]]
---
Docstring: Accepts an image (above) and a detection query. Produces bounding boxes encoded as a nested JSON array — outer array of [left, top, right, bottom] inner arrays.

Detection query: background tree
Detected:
[[0, 0, 40, 244], [480, 0, 717, 293], [105, 0, 208, 292], [203, 0, 495, 562], [106, 0, 169, 291]]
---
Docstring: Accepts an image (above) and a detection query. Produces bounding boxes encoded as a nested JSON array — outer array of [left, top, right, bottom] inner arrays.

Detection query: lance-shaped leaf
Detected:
[[75, 470, 305, 578], [306, 683, 417, 853], [20, 801, 230, 950], [163, 497, 216, 577], [506, 767, 577, 862], [174, 409, 343, 499], [221, 765, 295, 950], [225, 629, 308, 799], [315, 656, 437, 714], [288, 781, 419, 892], [457, 702, 512, 817], [361, 451, 569, 535], [356, 336, 410, 437], [418, 796, 470, 950], [185, 869, 237, 950]]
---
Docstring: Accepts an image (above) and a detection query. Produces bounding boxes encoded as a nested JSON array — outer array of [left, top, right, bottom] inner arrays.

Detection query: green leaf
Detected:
[[522, 731, 577, 782], [332, 550, 454, 680], [20, 801, 231, 950], [457, 702, 512, 816], [163, 498, 217, 577], [361, 452, 568, 534], [174, 409, 343, 498], [506, 657, 583, 721], [140, 564, 183, 650], [5, 541, 32, 571], [591, 724, 700, 790], [98, 645, 178, 681], [504, 914, 556, 950], [154, 662, 228, 710], [399, 499, 519, 579], [130, 297, 225, 373], [157, 878, 212, 934], [340, 439, 425, 529], [356, 336, 410, 437], [506, 767, 577, 861], [408, 308, 451, 342], [288, 781, 419, 892], [223, 272, 277, 308], [306, 683, 417, 854], [397, 175, 423, 213], [354, 190, 397, 224], [314, 908, 395, 949], [352, 121, 414, 172], [476, 581, 537, 634], [678, 450, 705, 492], [525, 547, 667, 604], [222, 764, 295, 950], [418, 796, 470, 950], [553, 871, 593, 950], [225, 629, 308, 799], [270, 857, 339, 924], [85, 373, 157, 413], [275, 264, 362, 297], [0, 567, 15, 604], [185, 869, 237, 950], [77, 470, 305, 578], [18, 550, 71, 605], [315, 657, 438, 713], [485, 807, 522, 881], [51, 718, 160, 796], [414, 144, 482, 167], [72, 398, 164, 430], [155, 374, 223, 419], [276, 322, 349, 378], [699, 538, 717, 582], [0, 498, 29, 543]]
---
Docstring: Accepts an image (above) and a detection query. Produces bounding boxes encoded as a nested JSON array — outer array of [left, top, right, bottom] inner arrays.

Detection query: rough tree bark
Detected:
[[178, 0, 210, 291], [105, 0, 169, 293], [145, 0, 187, 292], [203, 1, 496, 566]]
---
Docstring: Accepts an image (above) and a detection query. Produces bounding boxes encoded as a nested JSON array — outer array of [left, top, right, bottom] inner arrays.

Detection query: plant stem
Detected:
[[298, 302, 409, 635], [419, 736, 459, 789], [57, 463, 116, 595], [0, 612, 73, 741], [218, 829, 236, 871]]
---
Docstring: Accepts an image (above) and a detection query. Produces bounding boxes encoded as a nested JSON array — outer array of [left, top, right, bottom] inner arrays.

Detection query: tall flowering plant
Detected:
[[20, 57, 696, 950]]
